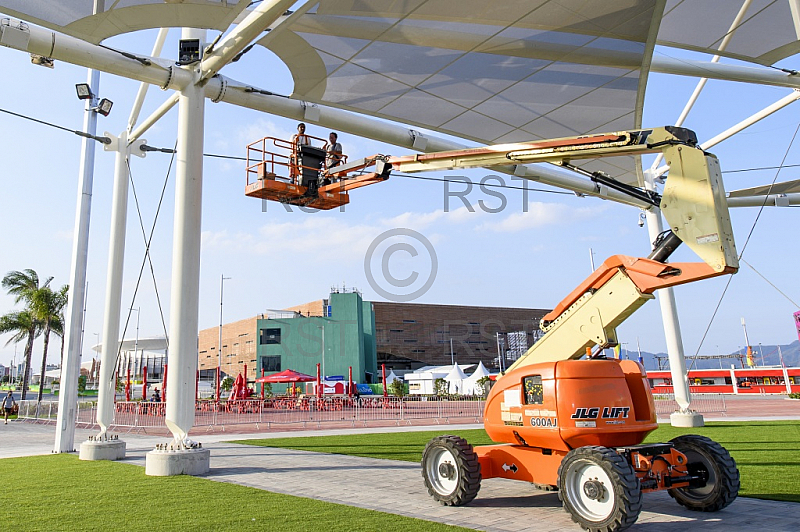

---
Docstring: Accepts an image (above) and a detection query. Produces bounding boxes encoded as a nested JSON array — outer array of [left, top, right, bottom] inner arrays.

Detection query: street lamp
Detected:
[[130, 307, 140, 377], [217, 275, 231, 401], [218, 275, 231, 374], [317, 325, 326, 379]]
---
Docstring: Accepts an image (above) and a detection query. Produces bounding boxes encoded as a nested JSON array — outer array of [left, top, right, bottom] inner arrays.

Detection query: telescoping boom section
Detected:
[[331, 126, 738, 371]]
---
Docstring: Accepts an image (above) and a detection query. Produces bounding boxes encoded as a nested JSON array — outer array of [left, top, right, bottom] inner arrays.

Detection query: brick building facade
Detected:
[[198, 291, 549, 381], [372, 302, 548, 369]]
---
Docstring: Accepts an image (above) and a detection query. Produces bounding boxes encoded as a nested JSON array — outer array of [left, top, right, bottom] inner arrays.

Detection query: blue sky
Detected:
[[1, 26, 799, 369]]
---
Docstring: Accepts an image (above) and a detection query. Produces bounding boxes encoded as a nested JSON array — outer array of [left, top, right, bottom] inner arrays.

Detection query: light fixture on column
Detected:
[[75, 83, 93, 100], [94, 98, 113, 117]]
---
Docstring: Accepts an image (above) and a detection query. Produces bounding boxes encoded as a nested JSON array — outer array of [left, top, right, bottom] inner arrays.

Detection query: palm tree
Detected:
[[2, 270, 51, 400], [32, 285, 67, 402], [0, 310, 41, 399], [50, 285, 69, 369]]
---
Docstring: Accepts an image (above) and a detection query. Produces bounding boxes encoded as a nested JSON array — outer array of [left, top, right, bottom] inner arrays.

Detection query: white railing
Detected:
[[16, 394, 725, 428], [652, 393, 727, 416], [15, 396, 485, 429]]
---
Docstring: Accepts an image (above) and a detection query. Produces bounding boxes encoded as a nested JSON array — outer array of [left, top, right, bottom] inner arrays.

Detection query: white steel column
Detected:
[[53, 69, 99, 453], [96, 132, 131, 436], [643, 171, 703, 427], [165, 29, 206, 445]]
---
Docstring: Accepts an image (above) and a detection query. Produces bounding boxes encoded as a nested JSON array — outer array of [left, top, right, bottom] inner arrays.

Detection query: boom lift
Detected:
[[248, 127, 740, 531]]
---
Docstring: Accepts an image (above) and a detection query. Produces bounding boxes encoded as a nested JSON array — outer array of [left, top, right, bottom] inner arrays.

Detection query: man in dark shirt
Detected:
[[2, 389, 17, 424]]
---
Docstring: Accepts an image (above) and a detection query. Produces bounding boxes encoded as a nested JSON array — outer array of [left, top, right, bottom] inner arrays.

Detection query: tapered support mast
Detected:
[[96, 132, 131, 436], [164, 29, 206, 444]]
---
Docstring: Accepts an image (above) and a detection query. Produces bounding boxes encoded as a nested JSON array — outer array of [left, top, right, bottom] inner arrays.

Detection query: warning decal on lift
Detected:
[[502, 463, 518, 474], [502, 411, 523, 426]]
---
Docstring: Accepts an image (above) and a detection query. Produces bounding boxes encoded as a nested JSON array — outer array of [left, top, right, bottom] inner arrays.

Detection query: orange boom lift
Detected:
[[248, 127, 740, 531]]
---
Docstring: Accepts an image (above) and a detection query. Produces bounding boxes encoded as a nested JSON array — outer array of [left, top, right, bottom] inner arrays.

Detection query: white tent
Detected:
[[444, 364, 468, 395], [463, 361, 493, 395], [385, 370, 401, 384]]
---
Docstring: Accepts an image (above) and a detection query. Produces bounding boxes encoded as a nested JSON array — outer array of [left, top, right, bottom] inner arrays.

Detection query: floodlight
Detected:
[[95, 98, 113, 117], [75, 83, 93, 100]]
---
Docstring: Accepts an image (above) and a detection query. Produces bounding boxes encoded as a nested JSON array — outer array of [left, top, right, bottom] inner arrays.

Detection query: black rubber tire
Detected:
[[557, 446, 643, 532], [668, 435, 739, 512], [421, 435, 481, 506]]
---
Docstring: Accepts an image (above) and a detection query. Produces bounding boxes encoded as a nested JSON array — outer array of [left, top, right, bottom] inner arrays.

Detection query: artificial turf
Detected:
[[0, 454, 471, 532], [233, 420, 800, 503]]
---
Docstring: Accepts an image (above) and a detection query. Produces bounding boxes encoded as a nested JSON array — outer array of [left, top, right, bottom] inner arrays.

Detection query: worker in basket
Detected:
[[322, 131, 343, 186], [290, 122, 311, 183]]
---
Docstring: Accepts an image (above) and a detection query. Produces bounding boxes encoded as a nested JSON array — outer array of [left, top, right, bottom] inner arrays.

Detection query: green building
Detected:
[[257, 291, 377, 392]]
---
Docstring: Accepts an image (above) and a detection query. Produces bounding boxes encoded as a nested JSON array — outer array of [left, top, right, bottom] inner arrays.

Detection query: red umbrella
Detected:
[[256, 369, 316, 383]]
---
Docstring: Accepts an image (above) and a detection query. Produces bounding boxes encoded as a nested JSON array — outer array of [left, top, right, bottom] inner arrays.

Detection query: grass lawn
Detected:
[[0, 454, 471, 532], [233, 421, 800, 503]]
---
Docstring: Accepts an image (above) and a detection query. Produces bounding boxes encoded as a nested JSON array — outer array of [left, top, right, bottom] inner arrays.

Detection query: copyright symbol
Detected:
[[364, 228, 438, 302]]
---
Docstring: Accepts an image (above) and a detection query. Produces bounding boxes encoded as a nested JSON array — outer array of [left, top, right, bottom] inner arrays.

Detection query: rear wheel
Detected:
[[558, 446, 642, 532], [421, 435, 481, 506], [668, 435, 739, 512]]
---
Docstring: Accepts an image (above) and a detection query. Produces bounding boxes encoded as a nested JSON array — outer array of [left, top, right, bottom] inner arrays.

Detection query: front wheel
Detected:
[[668, 435, 739, 512], [558, 446, 642, 532], [421, 435, 481, 506]]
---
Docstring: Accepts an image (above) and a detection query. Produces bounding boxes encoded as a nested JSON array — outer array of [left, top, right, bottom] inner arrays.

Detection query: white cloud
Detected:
[[477, 201, 605, 232]]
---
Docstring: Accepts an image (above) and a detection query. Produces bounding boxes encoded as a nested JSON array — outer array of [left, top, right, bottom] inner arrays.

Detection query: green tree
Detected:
[[31, 284, 67, 403], [51, 285, 68, 368], [1, 269, 50, 400], [220, 375, 234, 391], [0, 311, 40, 397], [388, 378, 405, 397], [476, 376, 492, 397], [433, 377, 448, 396]]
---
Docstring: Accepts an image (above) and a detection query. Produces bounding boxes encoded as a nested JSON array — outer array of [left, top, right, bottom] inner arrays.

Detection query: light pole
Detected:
[[317, 325, 326, 378], [130, 307, 140, 379], [218, 275, 231, 375], [217, 275, 231, 402], [450, 338, 454, 366]]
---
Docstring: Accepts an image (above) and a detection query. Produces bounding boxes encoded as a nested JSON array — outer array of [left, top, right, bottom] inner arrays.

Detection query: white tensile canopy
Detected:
[[3, 1, 800, 185], [462, 361, 493, 395], [444, 363, 468, 394]]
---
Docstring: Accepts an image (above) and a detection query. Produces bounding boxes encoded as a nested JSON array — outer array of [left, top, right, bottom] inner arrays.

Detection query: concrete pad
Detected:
[[79, 439, 126, 461], [145, 448, 210, 476], [670, 412, 705, 427]]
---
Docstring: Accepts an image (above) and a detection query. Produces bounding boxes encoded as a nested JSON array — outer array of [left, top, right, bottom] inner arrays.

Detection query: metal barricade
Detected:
[[653, 393, 727, 416], [14, 396, 488, 429], [76, 401, 97, 425]]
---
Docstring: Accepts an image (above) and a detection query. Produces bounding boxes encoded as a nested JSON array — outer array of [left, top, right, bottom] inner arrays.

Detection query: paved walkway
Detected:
[[1, 421, 797, 531]]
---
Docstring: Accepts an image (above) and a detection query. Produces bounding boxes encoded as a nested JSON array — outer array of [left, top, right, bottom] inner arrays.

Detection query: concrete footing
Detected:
[[145, 448, 210, 476], [670, 411, 705, 427], [79, 440, 126, 461]]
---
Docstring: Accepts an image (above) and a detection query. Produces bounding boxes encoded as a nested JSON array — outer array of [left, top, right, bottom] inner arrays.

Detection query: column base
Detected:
[[145, 448, 210, 476], [670, 411, 705, 428], [79, 440, 126, 461]]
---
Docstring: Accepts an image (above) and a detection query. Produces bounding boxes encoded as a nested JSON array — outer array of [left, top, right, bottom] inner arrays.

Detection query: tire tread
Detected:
[[668, 434, 739, 512], [557, 446, 642, 532], [421, 435, 482, 506]]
